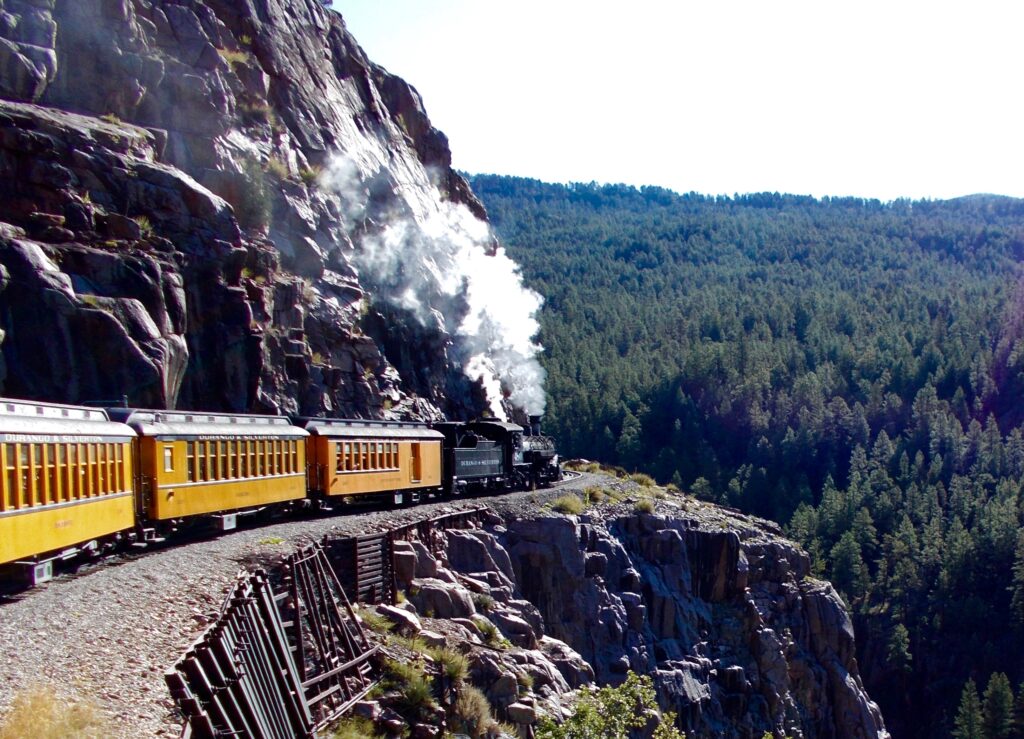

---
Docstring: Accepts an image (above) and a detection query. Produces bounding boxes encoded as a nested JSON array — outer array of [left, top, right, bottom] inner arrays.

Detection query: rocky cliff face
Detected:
[[386, 491, 888, 738], [0, 0, 491, 417]]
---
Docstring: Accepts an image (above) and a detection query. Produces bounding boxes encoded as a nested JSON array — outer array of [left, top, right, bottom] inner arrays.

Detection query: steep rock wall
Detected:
[[393, 501, 888, 738], [0, 0, 487, 418]]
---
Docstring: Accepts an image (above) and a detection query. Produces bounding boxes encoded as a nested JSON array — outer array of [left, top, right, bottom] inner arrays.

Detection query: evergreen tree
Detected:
[[829, 531, 868, 600], [885, 623, 912, 675], [1010, 681, 1024, 739], [984, 673, 1015, 739], [954, 679, 983, 739], [1009, 531, 1024, 627]]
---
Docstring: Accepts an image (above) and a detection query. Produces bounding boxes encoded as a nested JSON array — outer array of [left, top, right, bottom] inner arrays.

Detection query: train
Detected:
[[0, 397, 560, 586]]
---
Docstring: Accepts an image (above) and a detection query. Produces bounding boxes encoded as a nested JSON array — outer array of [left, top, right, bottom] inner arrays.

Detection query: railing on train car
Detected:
[[168, 506, 492, 738]]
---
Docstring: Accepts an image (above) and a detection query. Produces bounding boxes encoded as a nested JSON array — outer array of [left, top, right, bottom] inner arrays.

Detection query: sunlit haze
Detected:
[[333, 1, 1024, 202]]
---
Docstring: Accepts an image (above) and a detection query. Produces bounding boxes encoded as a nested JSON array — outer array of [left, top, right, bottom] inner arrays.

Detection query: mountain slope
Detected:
[[471, 174, 1024, 737]]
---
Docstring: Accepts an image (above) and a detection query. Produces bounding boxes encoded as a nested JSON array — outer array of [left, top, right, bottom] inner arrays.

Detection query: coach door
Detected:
[[410, 443, 422, 483]]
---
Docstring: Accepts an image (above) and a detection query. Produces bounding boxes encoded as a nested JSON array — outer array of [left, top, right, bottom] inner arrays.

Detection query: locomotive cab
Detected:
[[434, 421, 509, 494]]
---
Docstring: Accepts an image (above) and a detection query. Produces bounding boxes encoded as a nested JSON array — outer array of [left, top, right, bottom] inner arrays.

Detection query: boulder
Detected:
[[489, 609, 537, 650], [416, 630, 447, 649], [408, 578, 476, 619], [376, 604, 421, 636], [505, 702, 536, 725]]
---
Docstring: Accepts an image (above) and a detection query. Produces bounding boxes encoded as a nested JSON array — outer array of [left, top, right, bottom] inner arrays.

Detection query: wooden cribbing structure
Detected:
[[167, 506, 491, 738]]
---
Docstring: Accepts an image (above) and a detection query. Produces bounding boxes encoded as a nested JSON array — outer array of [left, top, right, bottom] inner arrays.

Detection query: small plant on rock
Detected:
[[383, 659, 437, 722], [392, 635, 430, 654], [264, 155, 290, 181], [217, 47, 251, 70], [474, 617, 507, 647], [516, 670, 535, 691], [299, 165, 323, 185], [428, 646, 469, 684], [476, 617, 498, 643], [134, 215, 153, 236], [238, 99, 273, 127], [472, 592, 495, 612], [232, 155, 271, 231], [354, 606, 393, 635]]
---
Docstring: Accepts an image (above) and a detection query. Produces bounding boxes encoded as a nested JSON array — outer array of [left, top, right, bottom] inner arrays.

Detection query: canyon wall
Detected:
[[0, 0, 493, 418]]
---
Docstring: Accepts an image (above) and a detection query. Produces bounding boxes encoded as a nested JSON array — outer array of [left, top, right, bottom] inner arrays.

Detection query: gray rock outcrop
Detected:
[[395, 500, 888, 739]]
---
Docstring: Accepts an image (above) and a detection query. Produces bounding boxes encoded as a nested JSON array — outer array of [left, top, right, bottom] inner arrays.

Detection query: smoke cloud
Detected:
[[322, 155, 546, 419]]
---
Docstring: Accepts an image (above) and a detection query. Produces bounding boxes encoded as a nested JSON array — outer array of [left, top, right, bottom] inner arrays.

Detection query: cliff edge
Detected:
[[374, 478, 889, 738]]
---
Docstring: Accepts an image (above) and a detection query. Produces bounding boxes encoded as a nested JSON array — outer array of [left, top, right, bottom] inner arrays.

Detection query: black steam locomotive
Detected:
[[434, 415, 561, 495]]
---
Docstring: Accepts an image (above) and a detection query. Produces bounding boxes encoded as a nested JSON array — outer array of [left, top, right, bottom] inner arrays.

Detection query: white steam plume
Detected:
[[322, 155, 546, 419]]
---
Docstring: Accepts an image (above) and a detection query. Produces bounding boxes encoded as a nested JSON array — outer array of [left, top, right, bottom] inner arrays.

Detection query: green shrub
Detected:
[[428, 646, 469, 684], [383, 659, 436, 721], [474, 617, 508, 647], [355, 607, 394, 635], [299, 165, 322, 185], [536, 671, 684, 739], [391, 635, 429, 654], [232, 155, 271, 231], [472, 592, 495, 612], [516, 671, 535, 691], [264, 155, 289, 181], [238, 99, 272, 126], [329, 716, 381, 739], [218, 47, 251, 69]]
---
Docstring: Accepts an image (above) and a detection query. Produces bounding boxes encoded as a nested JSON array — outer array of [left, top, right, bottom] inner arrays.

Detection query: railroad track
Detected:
[[0, 468, 586, 596]]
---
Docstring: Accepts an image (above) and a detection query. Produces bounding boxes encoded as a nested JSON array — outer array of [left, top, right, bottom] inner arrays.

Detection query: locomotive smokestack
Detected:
[[529, 415, 542, 437]]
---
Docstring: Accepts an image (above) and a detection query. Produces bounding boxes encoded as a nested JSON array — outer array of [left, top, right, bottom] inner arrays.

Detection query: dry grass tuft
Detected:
[[550, 494, 585, 515], [629, 472, 657, 487], [634, 498, 656, 514], [0, 686, 109, 739], [452, 684, 496, 739]]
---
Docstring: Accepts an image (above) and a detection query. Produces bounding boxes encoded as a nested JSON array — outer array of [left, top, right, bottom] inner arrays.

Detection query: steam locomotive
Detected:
[[0, 398, 560, 586]]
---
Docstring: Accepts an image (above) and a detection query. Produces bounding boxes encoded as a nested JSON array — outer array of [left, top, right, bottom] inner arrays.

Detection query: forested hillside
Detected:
[[470, 174, 1024, 738]]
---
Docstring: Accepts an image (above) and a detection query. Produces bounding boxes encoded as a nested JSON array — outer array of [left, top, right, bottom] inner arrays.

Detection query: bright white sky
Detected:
[[332, 1, 1024, 202]]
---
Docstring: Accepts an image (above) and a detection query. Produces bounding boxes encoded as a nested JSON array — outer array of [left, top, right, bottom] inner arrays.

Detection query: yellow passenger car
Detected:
[[301, 419, 443, 504], [0, 398, 136, 582], [109, 409, 309, 527]]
